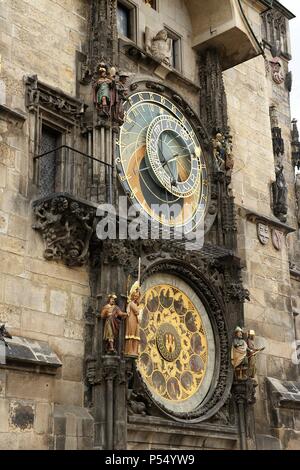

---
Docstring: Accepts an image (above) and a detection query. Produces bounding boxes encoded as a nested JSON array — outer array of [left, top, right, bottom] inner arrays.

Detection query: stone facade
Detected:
[[0, 0, 299, 450]]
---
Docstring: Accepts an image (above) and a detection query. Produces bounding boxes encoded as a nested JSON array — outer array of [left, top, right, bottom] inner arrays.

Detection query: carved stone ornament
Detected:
[[272, 229, 283, 251], [272, 164, 288, 223], [25, 75, 85, 122], [257, 223, 270, 245], [145, 27, 172, 66], [270, 57, 285, 85], [136, 260, 233, 423], [32, 195, 96, 266]]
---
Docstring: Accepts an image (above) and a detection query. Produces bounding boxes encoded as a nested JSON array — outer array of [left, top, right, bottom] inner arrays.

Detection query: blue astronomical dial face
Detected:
[[146, 115, 201, 198], [116, 91, 209, 231]]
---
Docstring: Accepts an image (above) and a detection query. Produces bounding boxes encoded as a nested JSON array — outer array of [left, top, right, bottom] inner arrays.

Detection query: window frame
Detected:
[[117, 0, 137, 43], [164, 26, 182, 72]]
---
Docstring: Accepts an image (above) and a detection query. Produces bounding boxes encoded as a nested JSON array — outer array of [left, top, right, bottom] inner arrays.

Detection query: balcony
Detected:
[[32, 145, 113, 266], [33, 145, 113, 204], [185, 0, 267, 70]]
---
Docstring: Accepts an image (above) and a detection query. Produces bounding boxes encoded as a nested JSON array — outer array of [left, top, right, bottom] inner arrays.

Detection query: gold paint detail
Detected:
[[138, 283, 208, 403]]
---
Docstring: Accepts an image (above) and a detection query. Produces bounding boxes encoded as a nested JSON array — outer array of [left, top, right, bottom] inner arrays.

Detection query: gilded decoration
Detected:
[[137, 274, 215, 413]]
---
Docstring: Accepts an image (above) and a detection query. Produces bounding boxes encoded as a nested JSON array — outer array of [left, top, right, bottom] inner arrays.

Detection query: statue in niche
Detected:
[[145, 27, 172, 66], [231, 326, 249, 380], [212, 131, 233, 173], [295, 174, 300, 225], [124, 281, 142, 357], [93, 62, 115, 117], [247, 330, 265, 379], [100, 294, 128, 354], [112, 71, 129, 125], [231, 326, 264, 380], [272, 164, 288, 222]]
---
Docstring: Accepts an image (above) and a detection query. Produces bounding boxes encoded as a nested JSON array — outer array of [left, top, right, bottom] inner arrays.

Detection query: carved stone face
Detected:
[[257, 223, 270, 245], [155, 29, 168, 41]]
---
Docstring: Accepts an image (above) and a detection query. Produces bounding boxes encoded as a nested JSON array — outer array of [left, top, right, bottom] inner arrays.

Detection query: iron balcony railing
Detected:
[[33, 145, 114, 203]]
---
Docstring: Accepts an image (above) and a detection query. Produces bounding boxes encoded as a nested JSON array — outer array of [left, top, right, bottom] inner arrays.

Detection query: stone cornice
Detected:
[[259, 0, 295, 19], [0, 104, 27, 122], [237, 206, 296, 234]]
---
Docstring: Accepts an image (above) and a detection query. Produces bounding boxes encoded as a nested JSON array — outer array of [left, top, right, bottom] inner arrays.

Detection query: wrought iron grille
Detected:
[[34, 145, 113, 203]]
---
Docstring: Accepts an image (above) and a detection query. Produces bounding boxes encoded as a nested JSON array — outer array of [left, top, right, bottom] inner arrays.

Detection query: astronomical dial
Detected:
[[116, 91, 209, 231], [138, 273, 216, 415], [146, 115, 201, 198]]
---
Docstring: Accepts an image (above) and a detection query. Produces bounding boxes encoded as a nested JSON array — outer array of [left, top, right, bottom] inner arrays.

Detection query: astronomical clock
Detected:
[[115, 82, 231, 423], [116, 90, 209, 232]]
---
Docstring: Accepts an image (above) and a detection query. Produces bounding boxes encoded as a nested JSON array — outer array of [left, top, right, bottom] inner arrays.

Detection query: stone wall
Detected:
[[224, 23, 300, 446], [0, 0, 91, 450]]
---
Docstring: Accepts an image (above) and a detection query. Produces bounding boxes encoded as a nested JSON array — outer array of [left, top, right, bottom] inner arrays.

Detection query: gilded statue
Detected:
[[124, 281, 142, 357], [247, 330, 265, 379], [231, 326, 264, 380], [145, 27, 172, 66], [100, 294, 128, 353]]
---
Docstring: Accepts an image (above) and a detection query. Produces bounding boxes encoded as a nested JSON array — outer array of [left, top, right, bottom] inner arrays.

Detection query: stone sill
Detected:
[[31, 191, 99, 210], [128, 414, 238, 440], [0, 335, 62, 375], [0, 104, 27, 121]]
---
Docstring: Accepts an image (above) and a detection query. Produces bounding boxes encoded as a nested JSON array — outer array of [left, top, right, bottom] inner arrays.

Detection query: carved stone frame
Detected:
[[134, 259, 233, 423]]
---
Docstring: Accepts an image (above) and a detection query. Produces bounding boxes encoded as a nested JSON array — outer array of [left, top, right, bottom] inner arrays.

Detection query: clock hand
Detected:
[[162, 153, 190, 166]]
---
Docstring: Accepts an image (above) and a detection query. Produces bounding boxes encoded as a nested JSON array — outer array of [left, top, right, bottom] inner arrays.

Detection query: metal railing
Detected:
[[34, 145, 113, 203]]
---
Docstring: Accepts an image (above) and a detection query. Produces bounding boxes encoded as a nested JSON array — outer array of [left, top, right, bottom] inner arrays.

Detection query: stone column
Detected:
[[232, 379, 257, 450]]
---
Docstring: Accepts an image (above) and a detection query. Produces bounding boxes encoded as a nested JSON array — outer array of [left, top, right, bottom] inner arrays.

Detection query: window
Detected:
[[117, 1, 136, 41], [165, 29, 181, 71], [144, 0, 157, 10], [39, 126, 61, 197]]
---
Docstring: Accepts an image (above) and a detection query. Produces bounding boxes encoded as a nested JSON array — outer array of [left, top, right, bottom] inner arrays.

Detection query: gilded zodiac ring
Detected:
[[156, 323, 181, 362]]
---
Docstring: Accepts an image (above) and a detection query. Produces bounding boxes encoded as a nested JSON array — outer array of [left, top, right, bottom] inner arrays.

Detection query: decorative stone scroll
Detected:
[[32, 195, 96, 266], [25, 75, 85, 122]]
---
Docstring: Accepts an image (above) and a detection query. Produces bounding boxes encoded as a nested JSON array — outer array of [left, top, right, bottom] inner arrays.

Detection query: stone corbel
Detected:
[[32, 193, 97, 267]]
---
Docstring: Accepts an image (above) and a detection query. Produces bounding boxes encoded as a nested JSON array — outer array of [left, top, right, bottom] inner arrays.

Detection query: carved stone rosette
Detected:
[[32, 195, 96, 266]]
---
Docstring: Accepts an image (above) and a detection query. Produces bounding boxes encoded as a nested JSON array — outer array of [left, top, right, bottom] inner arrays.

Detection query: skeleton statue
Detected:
[[145, 27, 172, 66], [212, 131, 233, 174]]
